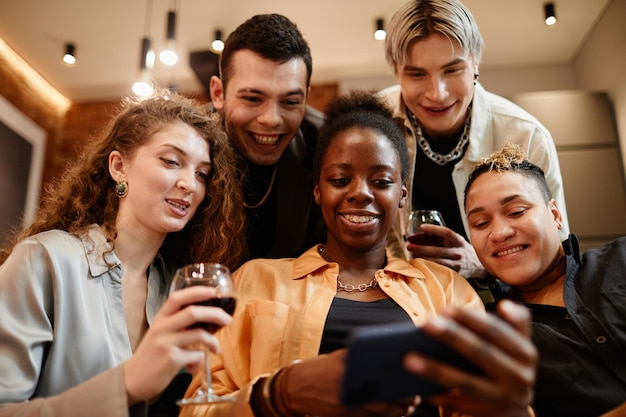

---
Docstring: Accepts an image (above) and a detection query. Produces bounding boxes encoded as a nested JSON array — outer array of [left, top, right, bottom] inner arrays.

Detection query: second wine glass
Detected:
[[170, 262, 237, 405], [407, 210, 446, 247]]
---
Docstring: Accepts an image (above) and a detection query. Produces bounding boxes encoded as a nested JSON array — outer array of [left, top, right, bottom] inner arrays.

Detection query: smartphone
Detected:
[[340, 321, 482, 407]]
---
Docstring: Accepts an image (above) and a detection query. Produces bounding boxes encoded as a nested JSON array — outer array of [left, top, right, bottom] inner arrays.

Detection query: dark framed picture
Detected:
[[0, 95, 46, 242]]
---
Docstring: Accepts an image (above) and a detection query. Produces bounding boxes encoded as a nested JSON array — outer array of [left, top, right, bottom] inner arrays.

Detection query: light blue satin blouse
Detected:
[[0, 225, 170, 416]]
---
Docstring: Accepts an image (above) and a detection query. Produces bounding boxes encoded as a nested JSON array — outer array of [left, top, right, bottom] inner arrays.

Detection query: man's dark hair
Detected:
[[219, 14, 312, 89]]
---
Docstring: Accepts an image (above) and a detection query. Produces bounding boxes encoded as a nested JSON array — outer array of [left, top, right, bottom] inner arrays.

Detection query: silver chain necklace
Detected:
[[317, 246, 380, 293], [407, 107, 472, 166]]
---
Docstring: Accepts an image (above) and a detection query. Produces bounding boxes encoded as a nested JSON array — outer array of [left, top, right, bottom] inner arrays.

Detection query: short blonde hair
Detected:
[[385, 0, 484, 72]]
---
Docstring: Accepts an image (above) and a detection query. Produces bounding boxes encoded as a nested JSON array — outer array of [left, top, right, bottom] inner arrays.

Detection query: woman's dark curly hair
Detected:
[[0, 91, 246, 269]]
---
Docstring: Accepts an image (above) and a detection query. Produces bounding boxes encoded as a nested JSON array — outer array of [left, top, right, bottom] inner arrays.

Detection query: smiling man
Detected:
[[464, 143, 626, 416], [380, 0, 569, 284], [210, 14, 325, 260]]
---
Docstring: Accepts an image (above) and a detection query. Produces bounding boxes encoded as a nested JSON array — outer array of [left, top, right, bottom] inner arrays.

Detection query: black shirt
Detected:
[[412, 134, 469, 241], [243, 162, 278, 259], [319, 297, 412, 354]]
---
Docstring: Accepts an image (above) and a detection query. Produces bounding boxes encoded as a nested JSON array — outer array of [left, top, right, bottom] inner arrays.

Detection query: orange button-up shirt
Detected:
[[181, 245, 484, 417]]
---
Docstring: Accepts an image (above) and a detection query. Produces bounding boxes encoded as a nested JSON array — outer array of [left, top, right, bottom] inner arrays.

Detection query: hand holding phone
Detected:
[[340, 321, 481, 407]]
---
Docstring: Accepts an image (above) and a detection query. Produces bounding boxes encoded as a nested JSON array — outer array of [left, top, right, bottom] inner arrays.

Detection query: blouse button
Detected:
[[596, 336, 607, 344]]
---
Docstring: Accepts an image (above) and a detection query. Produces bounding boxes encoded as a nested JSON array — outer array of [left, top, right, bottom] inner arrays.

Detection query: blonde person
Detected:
[[0, 92, 245, 416], [381, 0, 568, 282], [181, 91, 537, 417]]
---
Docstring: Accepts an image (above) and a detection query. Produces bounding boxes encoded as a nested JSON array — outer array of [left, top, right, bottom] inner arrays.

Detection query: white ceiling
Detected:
[[0, 0, 611, 103]]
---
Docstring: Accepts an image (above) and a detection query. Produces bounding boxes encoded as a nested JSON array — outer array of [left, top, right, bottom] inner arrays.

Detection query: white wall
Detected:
[[479, 65, 578, 96], [574, 0, 626, 179]]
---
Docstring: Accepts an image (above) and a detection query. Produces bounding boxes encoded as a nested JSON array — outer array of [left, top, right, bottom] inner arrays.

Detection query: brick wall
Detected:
[[0, 53, 65, 190], [307, 83, 337, 112], [1, 57, 336, 195]]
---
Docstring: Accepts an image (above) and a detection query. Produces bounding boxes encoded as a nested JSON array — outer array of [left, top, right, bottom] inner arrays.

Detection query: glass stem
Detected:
[[204, 345, 215, 397]]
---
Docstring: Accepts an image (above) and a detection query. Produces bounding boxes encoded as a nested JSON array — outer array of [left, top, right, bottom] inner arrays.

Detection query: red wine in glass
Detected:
[[407, 210, 446, 247], [189, 297, 237, 333], [407, 232, 445, 246], [169, 262, 237, 405]]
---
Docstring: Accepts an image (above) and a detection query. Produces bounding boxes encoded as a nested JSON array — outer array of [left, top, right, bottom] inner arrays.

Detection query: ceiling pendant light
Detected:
[[133, 37, 154, 97], [159, 1, 178, 66], [211, 30, 224, 53], [544, 2, 557, 26], [62, 43, 76, 66], [374, 18, 386, 41], [133, 0, 155, 97]]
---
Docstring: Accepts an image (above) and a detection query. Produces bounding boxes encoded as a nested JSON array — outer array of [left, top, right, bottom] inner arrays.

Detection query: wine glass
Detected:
[[407, 210, 446, 247], [170, 262, 237, 405]]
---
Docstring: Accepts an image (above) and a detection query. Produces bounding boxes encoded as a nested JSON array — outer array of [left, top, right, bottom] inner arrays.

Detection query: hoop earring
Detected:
[[115, 181, 128, 198]]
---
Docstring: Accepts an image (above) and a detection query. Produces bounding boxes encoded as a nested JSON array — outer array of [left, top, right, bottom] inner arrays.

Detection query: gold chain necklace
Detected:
[[317, 246, 380, 293], [243, 164, 278, 209], [336, 277, 379, 293]]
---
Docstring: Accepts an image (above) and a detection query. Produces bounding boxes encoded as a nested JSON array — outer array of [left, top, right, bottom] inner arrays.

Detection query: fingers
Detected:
[[157, 286, 233, 333], [172, 328, 224, 355], [428, 306, 537, 374], [421, 224, 463, 244], [408, 243, 458, 260], [404, 306, 537, 414], [145, 286, 233, 360], [401, 323, 488, 394], [408, 235, 486, 277], [408, 225, 464, 255], [124, 286, 234, 404], [161, 285, 216, 314], [124, 334, 207, 404], [496, 299, 532, 338], [174, 304, 233, 334]]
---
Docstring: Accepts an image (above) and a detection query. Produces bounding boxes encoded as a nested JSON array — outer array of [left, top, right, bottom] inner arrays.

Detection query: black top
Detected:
[[319, 297, 411, 354], [243, 162, 279, 259], [411, 134, 469, 241], [240, 106, 326, 261]]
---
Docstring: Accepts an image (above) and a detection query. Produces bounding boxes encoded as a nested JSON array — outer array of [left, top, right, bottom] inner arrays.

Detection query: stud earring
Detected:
[[115, 181, 129, 198]]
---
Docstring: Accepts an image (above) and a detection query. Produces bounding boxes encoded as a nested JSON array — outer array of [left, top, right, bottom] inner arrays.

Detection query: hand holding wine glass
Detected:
[[170, 262, 237, 405], [407, 210, 446, 247]]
